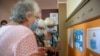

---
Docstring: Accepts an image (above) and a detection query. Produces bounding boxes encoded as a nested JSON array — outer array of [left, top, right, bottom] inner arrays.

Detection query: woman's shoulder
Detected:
[[17, 25, 33, 34], [1, 25, 33, 35]]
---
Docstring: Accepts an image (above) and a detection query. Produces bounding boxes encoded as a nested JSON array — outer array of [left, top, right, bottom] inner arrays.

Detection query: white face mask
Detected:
[[36, 29, 44, 36], [47, 28, 55, 33]]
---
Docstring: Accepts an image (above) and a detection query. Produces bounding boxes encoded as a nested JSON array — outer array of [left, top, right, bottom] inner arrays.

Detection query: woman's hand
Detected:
[[47, 47, 60, 52], [38, 47, 47, 56]]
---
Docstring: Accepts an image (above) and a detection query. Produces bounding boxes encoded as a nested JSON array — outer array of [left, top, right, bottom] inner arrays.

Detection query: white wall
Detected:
[[67, 0, 83, 18]]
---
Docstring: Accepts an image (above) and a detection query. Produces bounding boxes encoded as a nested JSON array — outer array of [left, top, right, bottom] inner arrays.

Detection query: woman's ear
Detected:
[[25, 12, 33, 21], [25, 12, 35, 25]]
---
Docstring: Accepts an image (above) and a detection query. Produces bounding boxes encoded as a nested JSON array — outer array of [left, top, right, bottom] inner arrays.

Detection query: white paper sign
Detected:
[[54, 26, 57, 31], [50, 13, 58, 25], [68, 28, 73, 48], [87, 27, 100, 54]]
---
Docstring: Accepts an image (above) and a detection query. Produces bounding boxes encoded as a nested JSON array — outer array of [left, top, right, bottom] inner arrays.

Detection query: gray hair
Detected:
[[10, 0, 40, 23]]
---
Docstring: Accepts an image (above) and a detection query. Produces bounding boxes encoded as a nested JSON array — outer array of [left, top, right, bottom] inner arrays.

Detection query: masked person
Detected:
[[36, 19, 46, 47], [30, 19, 45, 47], [44, 17, 61, 56], [0, 0, 46, 56]]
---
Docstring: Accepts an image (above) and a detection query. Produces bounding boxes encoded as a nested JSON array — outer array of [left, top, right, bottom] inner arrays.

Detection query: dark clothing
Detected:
[[35, 33, 45, 47], [47, 32, 59, 56], [47, 50, 59, 56], [35, 32, 59, 56]]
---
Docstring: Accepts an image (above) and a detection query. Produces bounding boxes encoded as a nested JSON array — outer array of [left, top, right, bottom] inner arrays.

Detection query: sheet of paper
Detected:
[[68, 28, 73, 48], [50, 13, 58, 25], [74, 29, 83, 52], [87, 27, 100, 54]]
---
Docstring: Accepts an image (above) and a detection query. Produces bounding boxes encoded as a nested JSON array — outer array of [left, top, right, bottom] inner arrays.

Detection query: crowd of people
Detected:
[[0, 0, 60, 56]]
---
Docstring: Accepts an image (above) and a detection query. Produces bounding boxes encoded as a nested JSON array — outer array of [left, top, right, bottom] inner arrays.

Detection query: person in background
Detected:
[[44, 17, 61, 56], [34, 19, 46, 47], [30, 19, 47, 56], [0, 0, 46, 56], [0, 20, 8, 27]]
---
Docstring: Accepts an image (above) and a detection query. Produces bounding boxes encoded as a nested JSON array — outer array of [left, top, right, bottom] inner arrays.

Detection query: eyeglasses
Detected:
[[47, 25, 54, 28], [38, 27, 45, 30], [33, 15, 39, 19]]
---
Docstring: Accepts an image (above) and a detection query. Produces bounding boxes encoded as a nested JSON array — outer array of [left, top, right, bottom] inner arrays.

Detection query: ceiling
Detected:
[[58, 0, 66, 2], [0, 0, 58, 9], [36, 0, 57, 9], [0, 0, 67, 9]]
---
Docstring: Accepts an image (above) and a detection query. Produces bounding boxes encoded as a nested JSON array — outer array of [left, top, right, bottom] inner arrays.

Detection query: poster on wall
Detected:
[[68, 28, 73, 48], [50, 13, 58, 25], [87, 27, 100, 54], [74, 29, 83, 52]]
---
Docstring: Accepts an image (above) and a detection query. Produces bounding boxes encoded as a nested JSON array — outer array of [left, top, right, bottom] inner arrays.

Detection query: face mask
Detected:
[[47, 28, 56, 33], [36, 30, 44, 36], [30, 20, 38, 31]]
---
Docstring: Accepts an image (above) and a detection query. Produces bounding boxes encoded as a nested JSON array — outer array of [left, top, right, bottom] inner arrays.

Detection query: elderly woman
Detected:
[[44, 17, 61, 56], [0, 0, 46, 56]]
